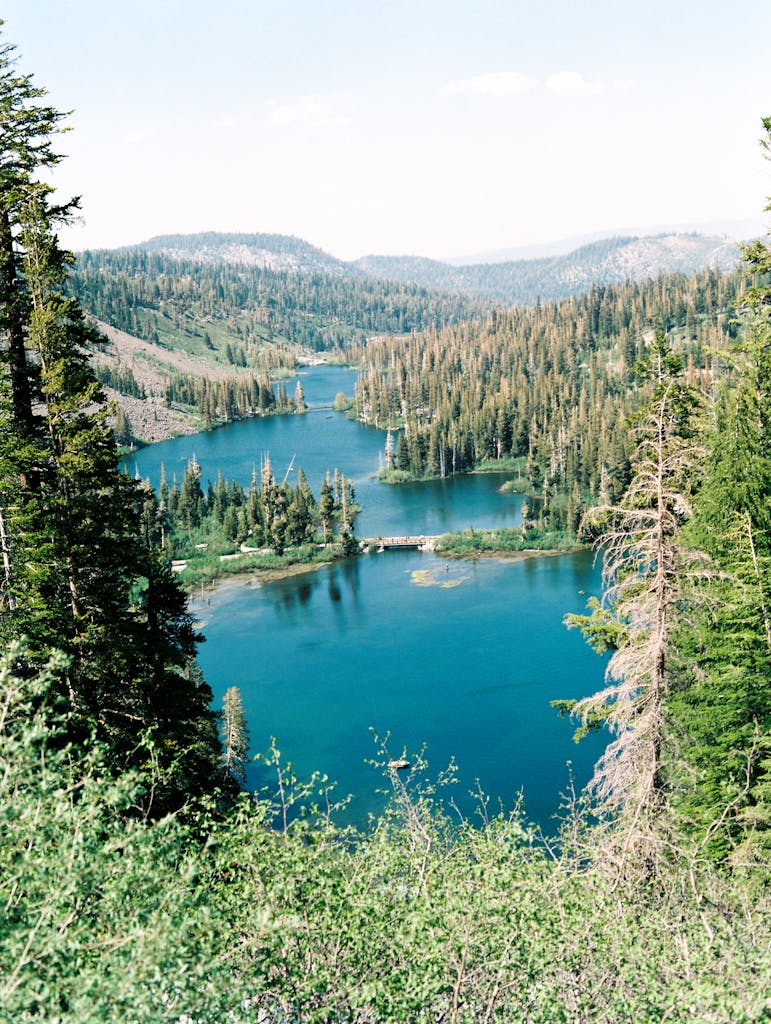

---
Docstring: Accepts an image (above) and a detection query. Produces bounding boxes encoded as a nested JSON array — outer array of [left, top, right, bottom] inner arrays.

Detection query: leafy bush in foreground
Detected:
[[2, 647, 769, 1023]]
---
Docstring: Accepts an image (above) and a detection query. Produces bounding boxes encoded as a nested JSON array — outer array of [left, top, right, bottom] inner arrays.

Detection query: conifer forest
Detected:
[[1, 28, 770, 1024]]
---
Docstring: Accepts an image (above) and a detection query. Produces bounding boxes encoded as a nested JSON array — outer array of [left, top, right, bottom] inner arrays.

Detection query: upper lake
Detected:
[[127, 365, 607, 828]]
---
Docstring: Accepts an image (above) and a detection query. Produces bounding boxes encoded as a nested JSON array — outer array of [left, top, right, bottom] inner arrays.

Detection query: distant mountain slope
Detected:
[[72, 230, 745, 444], [447, 217, 764, 263], [71, 246, 490, 363], [135, 231, 356, 277], [73, 231, 745, 373], [353, 234, 741, 305], [124, 230, 741, 307]]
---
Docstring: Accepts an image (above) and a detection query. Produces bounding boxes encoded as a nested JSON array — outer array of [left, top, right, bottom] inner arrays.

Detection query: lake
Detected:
[[127, 365, 607, 829]]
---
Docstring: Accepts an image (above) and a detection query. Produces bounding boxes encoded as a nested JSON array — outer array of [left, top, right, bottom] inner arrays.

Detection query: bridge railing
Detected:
[[361, 535, 438, 551]]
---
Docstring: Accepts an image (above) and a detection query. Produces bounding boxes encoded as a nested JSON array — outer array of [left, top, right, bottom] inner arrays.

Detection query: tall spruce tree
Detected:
[[0, 31, 223, 811], [670, 327, 771, 859], [670, 119, 771, 859]]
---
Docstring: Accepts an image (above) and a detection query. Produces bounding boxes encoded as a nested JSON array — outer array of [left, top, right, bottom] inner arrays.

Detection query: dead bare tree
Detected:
[[566, 334, 705, 868]]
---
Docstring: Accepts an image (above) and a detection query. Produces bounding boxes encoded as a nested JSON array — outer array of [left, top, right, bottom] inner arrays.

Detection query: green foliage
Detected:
[[666, 138, 771, 858], [555, 332, 706, 862], [352, 270, 738, 503], [332, 390, 354, 411], [564, 595, 625, 655], [93, 358, 146, 398], [68, 245, 490, 358], [377, 466, 416, 483], [3, 658, 770, 1023], [0, 35, 224, 812], [164, 369, 298, 425], [436, 525, 578, 556], [158, 458, 360, 589], [0, 645, 238, 1023]]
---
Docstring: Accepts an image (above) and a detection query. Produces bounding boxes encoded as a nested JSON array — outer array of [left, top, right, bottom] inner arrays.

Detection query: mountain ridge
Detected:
[[353, 233, 742, 304], [445, 217, 764, 264], [129, 231, 357, 278], [122, 230, 744, 306]]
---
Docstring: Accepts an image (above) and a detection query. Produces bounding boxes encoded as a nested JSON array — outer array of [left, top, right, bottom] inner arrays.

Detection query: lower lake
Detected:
[[127, 365, 607, 829]]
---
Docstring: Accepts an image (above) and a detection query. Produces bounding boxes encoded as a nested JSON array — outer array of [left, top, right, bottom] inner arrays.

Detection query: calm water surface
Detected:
[[125, 366, 525, 537], [128, 366, 606, 828]]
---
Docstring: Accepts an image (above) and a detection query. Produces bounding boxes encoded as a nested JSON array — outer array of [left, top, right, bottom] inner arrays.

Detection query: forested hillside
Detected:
[[352, 232, 740, 303], [69, 247, 491, 356], [1, 30, 770, 1024], [137, 230, 357, 275], [353, 269, 742, 524], [70, 232, 741, 363], [68, 231, 743, 450], [68, 247, 491, 444], [116, 228, 742, 295]]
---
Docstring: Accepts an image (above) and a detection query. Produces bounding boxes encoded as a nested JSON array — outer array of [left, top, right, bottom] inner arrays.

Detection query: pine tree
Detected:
[[670, 124, 771, 857], [178, 456, 204, 528], [670, 330, 771, 858], [0, 33, 65, 440], [338, 473, 358, 556], [319, 473, 335, 543], [0, 32, 223, 811]]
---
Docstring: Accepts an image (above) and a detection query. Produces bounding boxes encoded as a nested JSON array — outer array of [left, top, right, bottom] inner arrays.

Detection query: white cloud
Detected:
[[437, 71, 538, 98], [262, 93, 354, 128], [545, 71, 606, 97]]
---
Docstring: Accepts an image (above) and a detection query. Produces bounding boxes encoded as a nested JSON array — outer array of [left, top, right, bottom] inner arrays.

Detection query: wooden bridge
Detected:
[[361, 535, 438, 552]]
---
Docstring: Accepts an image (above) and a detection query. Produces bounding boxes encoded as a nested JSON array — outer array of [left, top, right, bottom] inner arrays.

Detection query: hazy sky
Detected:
[[3, 1, 770, 260]]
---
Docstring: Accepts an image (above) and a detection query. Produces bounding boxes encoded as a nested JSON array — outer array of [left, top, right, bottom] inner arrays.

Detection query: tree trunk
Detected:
[[0, 206, 35, 435]]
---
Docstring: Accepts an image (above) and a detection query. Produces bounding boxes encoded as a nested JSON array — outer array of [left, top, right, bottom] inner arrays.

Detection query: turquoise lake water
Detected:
[[127, 365, 607, 828]]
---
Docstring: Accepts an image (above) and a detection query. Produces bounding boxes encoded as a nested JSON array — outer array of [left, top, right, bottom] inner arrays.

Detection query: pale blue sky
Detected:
[[3, 1, 770, 259]]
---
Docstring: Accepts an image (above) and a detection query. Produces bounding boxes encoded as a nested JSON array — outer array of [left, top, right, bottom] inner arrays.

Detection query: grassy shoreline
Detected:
[[377, 455, 531, 488], [176, 544, 343, 596], [181, 527, 586, 601], [435, 525, 585, 559]]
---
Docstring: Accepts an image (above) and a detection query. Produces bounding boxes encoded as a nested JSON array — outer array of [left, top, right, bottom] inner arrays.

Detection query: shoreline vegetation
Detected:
[[436, 526, 584, 559], [163, 438, 583, 596], [157, 422, 582, 596], [116, 397, 309, 457], [176, 543, 341, 593], [376, 454, 530, 487], [179, 526, 584, 597]]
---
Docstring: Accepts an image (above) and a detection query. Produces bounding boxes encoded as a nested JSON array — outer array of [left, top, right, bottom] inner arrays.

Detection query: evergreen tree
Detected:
[[319, 473, 335, 543], [223, 503, 239, 541], [178, 455, 204, 528], [286, 472, 314, 546], [671, 329, 771, 858], [338, 472, 358, 556], [112, 404, 132, 446], [670, 123, 771, 857], [0, 33, 223, 811]]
